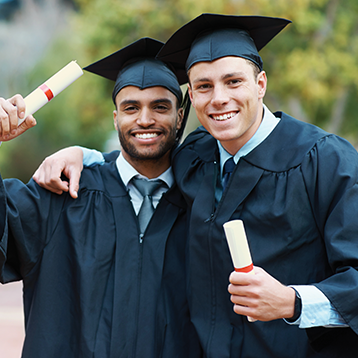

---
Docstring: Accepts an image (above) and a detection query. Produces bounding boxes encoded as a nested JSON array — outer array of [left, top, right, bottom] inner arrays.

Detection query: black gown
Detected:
[[172, 112, 358, 358], [0, 161, 202, 358]]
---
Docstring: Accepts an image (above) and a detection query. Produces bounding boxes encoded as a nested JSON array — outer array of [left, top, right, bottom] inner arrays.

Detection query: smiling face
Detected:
[[188, 56, 267, 155], [114, 86, 183, 177]]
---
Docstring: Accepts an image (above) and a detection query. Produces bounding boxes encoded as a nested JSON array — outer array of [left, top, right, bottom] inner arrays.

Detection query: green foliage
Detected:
[[71, 0, 358, 143], [2, 0, 358, 181]]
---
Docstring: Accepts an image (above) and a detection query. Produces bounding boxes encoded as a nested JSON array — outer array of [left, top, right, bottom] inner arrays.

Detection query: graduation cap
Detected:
[[157, 13, 291, 72], [84, 37, 187, 105], [84, 37, 189, 140]]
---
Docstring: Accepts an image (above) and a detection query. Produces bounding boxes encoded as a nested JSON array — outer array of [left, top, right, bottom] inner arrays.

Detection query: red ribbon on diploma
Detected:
[[235, 263, 254, 273], [39, 84, 54, 101]]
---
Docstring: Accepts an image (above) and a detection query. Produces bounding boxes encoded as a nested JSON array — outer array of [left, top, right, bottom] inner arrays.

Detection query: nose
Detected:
[[211, 84, 230, 108], [136, 107, 155, 127]]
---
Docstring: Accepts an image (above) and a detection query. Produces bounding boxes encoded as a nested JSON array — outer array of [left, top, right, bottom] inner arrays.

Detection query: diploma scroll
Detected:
[[223, 219, 256, 322], [18, 61, 83, 125], [223, 220, 254, 274]]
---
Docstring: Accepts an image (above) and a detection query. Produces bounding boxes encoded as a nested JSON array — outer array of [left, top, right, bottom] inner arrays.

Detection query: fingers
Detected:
[[229, 270, 256, 288], [33, 157, 69, 195], [8, 94, 26, 119], [61, 147, 83, 199], [0, 96, 19, 138], [227, 272, 259, 321], [228, 272, 257, 305], [0, 95, 36, 141], [17, 115, 37, 134], [32, 147, 84, 199], [68, 167, 81, 199], [227, 267, 295, 321], [33, 172, 69, 195]]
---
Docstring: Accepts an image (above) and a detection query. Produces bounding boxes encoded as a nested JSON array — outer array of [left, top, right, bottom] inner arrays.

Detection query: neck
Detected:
[[122, 151, 171, 179]]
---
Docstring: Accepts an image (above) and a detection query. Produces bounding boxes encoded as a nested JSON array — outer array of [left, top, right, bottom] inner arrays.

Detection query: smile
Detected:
[[211, 112, 237, 121], [135, 133, 159, 139]]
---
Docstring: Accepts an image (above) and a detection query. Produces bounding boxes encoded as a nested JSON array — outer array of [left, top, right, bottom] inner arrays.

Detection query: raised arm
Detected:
[[0, 95, 36, 141]]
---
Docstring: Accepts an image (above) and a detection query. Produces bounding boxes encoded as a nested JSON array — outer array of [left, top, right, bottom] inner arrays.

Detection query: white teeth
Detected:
[[135, 133, 158, 139], [212, 112, 236, 121]]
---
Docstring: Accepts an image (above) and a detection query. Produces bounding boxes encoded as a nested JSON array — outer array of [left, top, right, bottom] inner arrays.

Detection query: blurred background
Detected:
[[1, 0, 358, 181], [0, 0, 358, 356]]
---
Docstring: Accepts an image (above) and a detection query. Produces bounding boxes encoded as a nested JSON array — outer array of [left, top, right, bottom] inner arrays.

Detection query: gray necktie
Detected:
[[131, 177, 164, 234]]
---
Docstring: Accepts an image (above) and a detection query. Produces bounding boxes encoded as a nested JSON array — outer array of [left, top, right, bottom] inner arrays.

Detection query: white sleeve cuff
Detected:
[[284, 285, 348, 328]]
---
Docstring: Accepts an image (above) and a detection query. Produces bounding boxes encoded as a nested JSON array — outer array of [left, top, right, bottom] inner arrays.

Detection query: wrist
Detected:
[[286, 287, 302, 322]]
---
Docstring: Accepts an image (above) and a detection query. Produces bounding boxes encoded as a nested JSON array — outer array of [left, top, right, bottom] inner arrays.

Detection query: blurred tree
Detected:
[[1, 0, 358, 180], [70, 0, 358, 144], [0, 0, 80, 179]]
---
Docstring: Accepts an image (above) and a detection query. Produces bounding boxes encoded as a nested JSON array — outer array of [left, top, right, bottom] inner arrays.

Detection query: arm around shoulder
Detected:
[[33, 146, 84, 199]]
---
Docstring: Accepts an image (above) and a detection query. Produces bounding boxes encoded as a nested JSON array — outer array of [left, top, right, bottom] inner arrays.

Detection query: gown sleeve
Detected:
[[301, 134, 358, 333], [0, 174, 66, 284]]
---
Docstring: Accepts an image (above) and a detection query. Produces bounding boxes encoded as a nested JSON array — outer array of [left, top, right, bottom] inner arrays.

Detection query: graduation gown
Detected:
[[172, 112, 358, 358], [0, 161, 202, 358]]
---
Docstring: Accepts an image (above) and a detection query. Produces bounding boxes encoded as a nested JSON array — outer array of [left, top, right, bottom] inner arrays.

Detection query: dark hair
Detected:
[[245, 59, 261, 81]]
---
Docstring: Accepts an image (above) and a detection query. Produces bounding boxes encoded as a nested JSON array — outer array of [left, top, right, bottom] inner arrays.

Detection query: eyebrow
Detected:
[[223, 72, 246, 80], [119, 98, 173, 107], [192, 77, 211, 85], [119, 99, 140, 107], [192, 71, 246, 84], [151, 98, 173, 106]]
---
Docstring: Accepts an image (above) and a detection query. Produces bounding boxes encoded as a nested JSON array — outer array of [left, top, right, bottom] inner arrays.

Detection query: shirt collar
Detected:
[[115, 152, 174, 188], [218, 103, 280, 174]]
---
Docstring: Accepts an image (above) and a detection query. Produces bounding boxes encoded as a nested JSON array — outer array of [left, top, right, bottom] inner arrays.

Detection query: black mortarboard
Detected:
[[84, 37, 186, 105], [157, 13, 291, 72], [84, 37, 189, 140]]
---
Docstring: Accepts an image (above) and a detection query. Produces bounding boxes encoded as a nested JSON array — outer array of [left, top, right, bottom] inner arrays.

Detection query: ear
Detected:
[[257, 71, 267, 99], [113, 110, 118, 131], [187, 83, 195, 108], [176, 107, 184, 131]]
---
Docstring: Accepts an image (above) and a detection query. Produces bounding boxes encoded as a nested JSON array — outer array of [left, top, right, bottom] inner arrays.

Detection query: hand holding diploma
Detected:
[[0, 61, 83, 142], [0, 95, 36, 142], [17, 61, 83, 126], [224, 220, 297, 322]]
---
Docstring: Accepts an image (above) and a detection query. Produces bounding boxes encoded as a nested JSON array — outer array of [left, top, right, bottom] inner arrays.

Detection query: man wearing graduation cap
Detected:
[[37, 13, 358, 357], [0, 38, 202, 358], [155, 13, 358, 357]]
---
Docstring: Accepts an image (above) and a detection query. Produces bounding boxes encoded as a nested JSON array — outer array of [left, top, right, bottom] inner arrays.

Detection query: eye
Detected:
[[194, 83, 212, 91], [152, 100, 173, 112], [154, 104, 169, 111], [227, 78, 242, 86], [123, 105, 138, 113]]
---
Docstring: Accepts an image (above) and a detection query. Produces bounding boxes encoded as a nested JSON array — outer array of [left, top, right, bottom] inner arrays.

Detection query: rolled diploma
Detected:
[[18, 60, 83, 125], [223, 219, 256, 322], [223, 220, 254, 274]]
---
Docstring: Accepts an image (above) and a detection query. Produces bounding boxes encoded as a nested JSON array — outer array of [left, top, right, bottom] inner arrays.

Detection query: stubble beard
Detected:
[[117, 127, 177, 162]]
